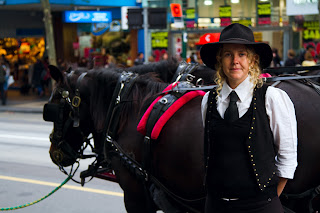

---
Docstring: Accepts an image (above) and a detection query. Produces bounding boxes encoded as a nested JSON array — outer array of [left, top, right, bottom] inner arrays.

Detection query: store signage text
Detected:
[[258, 3, 271, 25], [303, 21, 320, 40], [232, 19, 252, 27], [257, 3, 271, 15], [151, 32, 168, 49], [65, 11, 112, 23], [219, 6, 231, 17], [186, 8, 196, 19], [219, 6, 231, 27]]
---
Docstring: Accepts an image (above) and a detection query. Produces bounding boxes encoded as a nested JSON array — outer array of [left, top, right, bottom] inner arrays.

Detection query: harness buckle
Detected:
[[72, 96, 81, 107]]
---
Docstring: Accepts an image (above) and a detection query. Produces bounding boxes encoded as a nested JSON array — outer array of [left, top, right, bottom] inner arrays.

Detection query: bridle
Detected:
[[43, 72, 96, 175]]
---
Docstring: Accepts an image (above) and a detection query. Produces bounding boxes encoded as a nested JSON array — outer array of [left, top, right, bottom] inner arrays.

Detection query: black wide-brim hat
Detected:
[[200, 23, 273, 70]]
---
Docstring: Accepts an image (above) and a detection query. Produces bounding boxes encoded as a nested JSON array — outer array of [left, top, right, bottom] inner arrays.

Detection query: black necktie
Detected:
[[224, 91, 239, 122]]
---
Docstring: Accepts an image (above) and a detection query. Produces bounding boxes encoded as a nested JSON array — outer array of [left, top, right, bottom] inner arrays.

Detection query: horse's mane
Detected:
[[87, 68, 168, 132], [127, 57, 180, 82]]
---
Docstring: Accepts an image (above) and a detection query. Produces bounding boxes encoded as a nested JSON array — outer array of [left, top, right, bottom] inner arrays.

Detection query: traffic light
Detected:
[[128, 8, 143, 29], [148, 8, 167, 29], [128, 8, 167, 29]]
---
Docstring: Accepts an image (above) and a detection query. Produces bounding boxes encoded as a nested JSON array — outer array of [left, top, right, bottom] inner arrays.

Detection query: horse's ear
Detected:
[[49, 65, 63, 83]]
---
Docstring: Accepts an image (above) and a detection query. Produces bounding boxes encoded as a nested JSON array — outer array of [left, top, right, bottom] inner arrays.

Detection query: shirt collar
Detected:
[[221, 76, 254, 102]]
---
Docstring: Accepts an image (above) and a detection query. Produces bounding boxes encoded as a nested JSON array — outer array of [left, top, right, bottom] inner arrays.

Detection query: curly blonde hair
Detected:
[[214, 45, 263, 96]]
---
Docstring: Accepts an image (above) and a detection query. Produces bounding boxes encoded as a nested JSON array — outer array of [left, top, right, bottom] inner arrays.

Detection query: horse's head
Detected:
[[44, 65, 94, 167]]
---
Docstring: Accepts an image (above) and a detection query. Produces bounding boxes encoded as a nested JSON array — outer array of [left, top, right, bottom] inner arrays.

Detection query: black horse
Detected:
[[44, 62, 320, 213]]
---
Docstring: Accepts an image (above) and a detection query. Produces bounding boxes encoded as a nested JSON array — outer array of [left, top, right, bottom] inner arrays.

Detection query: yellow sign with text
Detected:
[[219, 6, 231, 18], [151, 32, 168, 48], [186, 8, 195, 19], [258, 3, 271, 16]]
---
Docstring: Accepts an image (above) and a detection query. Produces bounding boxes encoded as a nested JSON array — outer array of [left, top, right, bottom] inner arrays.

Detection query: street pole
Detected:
[[143, 7, 149, 64], [40, 0, 57, 66]]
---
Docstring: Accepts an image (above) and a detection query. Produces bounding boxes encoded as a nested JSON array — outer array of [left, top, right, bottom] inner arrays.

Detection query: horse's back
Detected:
[[275, 80, 320, 211]]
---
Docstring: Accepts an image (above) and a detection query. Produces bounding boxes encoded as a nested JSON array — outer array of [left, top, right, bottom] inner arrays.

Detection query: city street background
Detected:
[[0, 111, 127, 213]]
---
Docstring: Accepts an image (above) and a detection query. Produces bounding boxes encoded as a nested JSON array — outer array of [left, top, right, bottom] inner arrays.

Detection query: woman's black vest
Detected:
[[203, 85, 278, 198]]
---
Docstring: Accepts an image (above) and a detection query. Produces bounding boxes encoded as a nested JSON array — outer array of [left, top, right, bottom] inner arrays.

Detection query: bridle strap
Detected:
[[171, 61, 199, 83], [104, 72, 138, 139]]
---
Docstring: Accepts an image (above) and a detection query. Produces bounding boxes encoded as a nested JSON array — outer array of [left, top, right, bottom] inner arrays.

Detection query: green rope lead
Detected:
[[0, 176, 72, 211]]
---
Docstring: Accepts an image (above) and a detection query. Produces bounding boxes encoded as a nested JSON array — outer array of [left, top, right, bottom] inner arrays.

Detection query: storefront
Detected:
[[0, 10, 46, 87], [147, 0, 318, 65], [62, 8, 138, 67]]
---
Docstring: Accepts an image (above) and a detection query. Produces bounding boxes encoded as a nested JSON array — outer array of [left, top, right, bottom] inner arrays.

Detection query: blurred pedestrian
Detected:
[[134, 52, 144, 66], [299, 44, 315, 64], [271, 48, 281, 67], [32, 59, 45, 97], [0, 59, 7, 105], [161, 52, 169, 61], [284, 49, 299, 66], [302, 51, 316, 66], [105, 55, 117, 68], [78, 57, 88, 68], [147, 55, 155, 63]]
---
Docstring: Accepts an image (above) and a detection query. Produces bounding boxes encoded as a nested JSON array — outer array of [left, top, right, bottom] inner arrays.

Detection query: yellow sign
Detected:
[[303, 21, 320, 40], [303, 30, 320, 40], [151, 32, 168, 48], [186, 8, 195, 19], [303, 21, 319, 30], [258, 3, 271, 16], [232, 19, 252, 26], [219, 6, 231, 18], [253, 32, 263, 42]]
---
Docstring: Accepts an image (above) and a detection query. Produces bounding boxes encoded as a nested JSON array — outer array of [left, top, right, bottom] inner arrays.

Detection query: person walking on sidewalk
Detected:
[[0, 60, 7, 105]]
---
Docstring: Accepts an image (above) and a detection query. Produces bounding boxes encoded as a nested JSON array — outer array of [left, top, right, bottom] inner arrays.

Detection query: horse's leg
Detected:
[[112, 158, 157, 213]]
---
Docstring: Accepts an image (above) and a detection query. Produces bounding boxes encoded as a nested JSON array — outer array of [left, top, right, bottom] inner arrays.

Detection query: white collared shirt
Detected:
[[201, 76, 298, 179]]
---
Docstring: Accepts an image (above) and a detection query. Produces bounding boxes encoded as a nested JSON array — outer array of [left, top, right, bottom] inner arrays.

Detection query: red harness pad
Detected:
[[137, 84, 205, 140]]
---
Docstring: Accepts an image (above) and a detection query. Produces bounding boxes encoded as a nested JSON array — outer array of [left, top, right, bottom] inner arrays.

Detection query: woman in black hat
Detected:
[[200, 23, 297, 213]]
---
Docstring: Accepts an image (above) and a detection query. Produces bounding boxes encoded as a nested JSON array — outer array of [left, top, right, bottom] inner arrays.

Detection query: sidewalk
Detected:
[[0, 90, 48, 114]]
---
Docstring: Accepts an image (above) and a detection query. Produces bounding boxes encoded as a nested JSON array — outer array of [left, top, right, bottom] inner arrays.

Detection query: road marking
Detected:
[[0, 175, 124, 197], [0, 134, 49, 141]]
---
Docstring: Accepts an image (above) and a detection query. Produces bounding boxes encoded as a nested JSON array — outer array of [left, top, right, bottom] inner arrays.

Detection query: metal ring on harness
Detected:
[[160, 97, 168, 104]]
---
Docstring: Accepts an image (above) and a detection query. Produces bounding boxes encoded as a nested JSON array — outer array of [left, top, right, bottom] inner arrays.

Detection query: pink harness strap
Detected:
[[137, 83, 205, 139]]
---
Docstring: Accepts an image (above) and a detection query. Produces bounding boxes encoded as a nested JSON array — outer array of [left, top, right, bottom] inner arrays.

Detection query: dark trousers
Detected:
[[0, 82, 6, 105], [205, 194, 284, 213]]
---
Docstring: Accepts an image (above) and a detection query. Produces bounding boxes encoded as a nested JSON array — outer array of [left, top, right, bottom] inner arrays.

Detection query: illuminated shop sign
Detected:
[[64, 11, 112, 23], [219, 5, 231, 27], [151, 32, 168, 49]]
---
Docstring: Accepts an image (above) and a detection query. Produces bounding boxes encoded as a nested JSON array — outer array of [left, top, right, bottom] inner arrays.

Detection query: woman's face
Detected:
[[221, 43, 252, 89]]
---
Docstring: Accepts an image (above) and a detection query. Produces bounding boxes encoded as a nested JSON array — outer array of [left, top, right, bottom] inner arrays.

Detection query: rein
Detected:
[[281, 185, 320, 213]]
